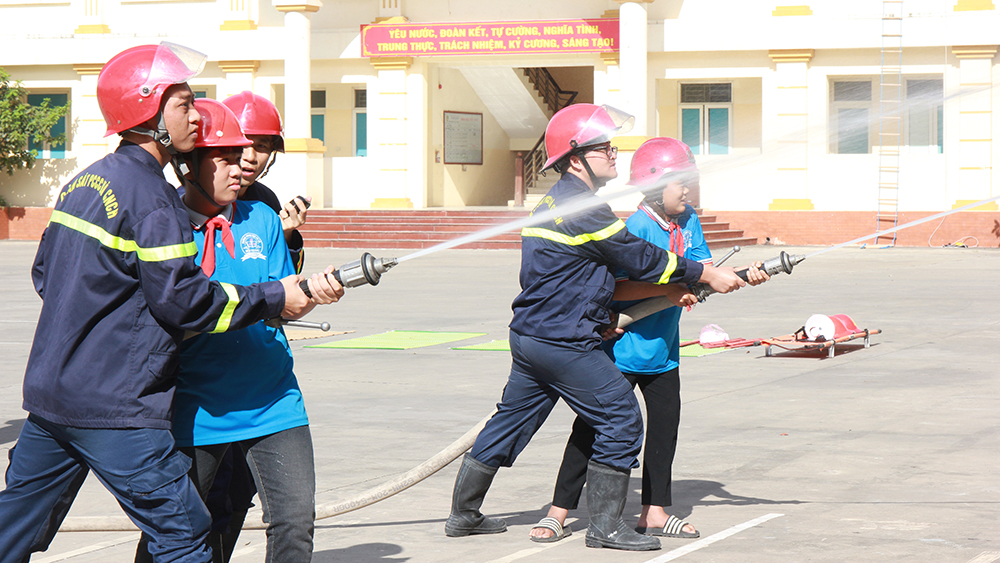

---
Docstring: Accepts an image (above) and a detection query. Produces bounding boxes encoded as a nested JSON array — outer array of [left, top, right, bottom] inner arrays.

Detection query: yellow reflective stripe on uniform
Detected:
[[521, 219, 626, 246], [48, 209, 197, 262], [209, 283, 240, 334], [657, 252, 678, 284]]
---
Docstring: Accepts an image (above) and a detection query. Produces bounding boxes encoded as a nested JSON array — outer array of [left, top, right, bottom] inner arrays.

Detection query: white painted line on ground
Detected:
[[643, 513, 785, 563], [33, 533, 140, 563], [483, 530, 583, 563], [967, 551, 1000, 563]]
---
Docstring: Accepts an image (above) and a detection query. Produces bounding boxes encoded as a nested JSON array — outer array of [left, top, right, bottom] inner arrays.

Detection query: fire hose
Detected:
[[49, 193, 1000, 533], [59, 410, 497, 532], [58, 249, 800, 532]]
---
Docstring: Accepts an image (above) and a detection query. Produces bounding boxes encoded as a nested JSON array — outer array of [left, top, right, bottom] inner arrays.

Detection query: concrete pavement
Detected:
[[0, 241, 997, 563]]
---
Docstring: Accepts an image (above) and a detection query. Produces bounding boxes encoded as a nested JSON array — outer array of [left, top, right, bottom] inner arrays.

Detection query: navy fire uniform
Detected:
[[470, 174, 705, 472], [0, 142, 286, 563]]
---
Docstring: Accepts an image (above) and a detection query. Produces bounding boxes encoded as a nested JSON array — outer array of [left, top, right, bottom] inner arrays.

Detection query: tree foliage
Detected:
[[0, 67, 70, 176]]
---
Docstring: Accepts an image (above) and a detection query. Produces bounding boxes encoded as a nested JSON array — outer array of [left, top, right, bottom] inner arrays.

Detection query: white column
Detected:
[[952, 46, 997, 210], [616, 1, 650, 136], [273, 0, 325, 206], [766, 49, 815, 210], [405, 59, 427, 209], [369, 57, 413, 208]]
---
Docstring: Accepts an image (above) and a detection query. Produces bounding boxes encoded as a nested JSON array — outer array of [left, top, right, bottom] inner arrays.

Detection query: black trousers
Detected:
[[552, 368, 681, 509]]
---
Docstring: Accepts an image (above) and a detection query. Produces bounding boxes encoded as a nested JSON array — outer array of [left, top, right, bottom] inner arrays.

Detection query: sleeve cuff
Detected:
[[262, 280, 286, 319]]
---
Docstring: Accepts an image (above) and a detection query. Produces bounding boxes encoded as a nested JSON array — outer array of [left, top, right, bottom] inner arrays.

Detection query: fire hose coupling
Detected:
[[299, 252, 399, 298], [691, 251, 806, 303]]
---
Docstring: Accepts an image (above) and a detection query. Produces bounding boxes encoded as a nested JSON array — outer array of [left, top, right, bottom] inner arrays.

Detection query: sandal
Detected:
[[636, 515, 700, 538], [529, 516, 572, 543]]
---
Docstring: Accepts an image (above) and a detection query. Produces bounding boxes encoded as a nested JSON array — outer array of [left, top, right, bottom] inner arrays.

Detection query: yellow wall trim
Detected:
[[612, 136, 650, 152], [371, 57, 414, 70], [600, 52, 620, 66], [371, 198, 414, 209], [769, 198, 814, 210], [769, 49, 815, 63], [73, 63, 104, 75], [954, 0, 995, 11], [373, 16, 408, 23], [275, 3, 319, 12], [772, 5, 813, 16], [601, 10, 620, 18], [953, 199, 998, 210], [952, 45, 999, 58], [74, 24, 110, 34], [284, 138, 326, 154], [220, 20, 258, 31], [219, 60, 260, 73]]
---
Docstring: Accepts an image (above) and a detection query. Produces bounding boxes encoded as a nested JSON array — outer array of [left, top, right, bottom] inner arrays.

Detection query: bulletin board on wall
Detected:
[[443, 111, 483, 165]]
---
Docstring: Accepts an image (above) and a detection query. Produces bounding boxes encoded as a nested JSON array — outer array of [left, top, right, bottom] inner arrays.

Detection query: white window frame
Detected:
[[904, 78, 943, 155], [829, 79, 875, 155], [677, 82, 733, 156], [352, 88, 367, 157]]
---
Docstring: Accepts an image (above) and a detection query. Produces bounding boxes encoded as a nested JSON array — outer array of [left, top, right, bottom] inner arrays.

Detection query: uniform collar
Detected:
[[183, 201, 234, 230], [115, 140, 169, 178], [556, 173, 593, 194]]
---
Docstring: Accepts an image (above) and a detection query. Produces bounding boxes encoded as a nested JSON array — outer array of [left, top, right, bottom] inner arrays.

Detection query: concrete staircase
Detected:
[[300, 209, 756, 251]]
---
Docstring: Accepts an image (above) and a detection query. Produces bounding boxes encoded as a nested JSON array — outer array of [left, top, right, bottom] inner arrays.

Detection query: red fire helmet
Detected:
[[542, 103, 634, 171], [193, 98, 251, 149], [97, 42, 206, 137], [627, 137, 699, 190], [222, 91, 285, 152]]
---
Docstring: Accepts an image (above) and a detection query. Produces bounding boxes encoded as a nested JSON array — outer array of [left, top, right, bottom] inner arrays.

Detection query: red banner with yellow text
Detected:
[[361, 19, 619, 58]]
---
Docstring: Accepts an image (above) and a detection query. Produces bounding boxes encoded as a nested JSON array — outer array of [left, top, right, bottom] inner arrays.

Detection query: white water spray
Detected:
[[392, 79, 992, 265], [805, 194, 1000, 259]]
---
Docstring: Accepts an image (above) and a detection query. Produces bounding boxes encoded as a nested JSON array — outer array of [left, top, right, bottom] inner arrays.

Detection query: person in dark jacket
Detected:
[[225, 90, 308, 274], [0, 43, 342, 563], [444, 104, 744, 552]]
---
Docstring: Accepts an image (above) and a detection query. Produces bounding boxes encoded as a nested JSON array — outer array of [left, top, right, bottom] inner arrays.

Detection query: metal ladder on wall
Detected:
[[875, 0, 903, 246]]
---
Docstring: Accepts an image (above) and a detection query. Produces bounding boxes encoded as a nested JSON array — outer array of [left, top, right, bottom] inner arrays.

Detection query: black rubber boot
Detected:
[[584, 460, 661, 551], [444, 454, 507, 537]]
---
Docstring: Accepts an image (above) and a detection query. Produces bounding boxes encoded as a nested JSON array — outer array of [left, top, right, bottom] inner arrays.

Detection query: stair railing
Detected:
[[523, 134, 548, 194], [523, 68, 578, 115], [514, 68, 577, 205]]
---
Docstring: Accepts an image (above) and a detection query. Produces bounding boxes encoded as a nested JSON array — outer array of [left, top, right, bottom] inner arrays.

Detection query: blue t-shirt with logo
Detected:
[[172, 200, 308, 447], [603, 205, 712, 375]]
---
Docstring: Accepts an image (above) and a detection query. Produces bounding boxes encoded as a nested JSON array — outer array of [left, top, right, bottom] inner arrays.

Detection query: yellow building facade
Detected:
[[2, 1, 998, 243]]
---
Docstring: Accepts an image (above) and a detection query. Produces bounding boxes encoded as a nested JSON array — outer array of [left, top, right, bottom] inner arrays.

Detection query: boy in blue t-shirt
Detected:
[[135, 98, 341, 563]]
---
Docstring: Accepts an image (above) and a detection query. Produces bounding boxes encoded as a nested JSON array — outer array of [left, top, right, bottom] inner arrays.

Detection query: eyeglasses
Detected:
[[585, 144, 618, 159]]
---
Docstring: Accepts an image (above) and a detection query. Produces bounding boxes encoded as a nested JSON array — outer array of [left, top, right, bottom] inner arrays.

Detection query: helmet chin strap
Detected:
[[568, 140, 604, 189], [172, 153, 226, 211], [578, 156, 604, 189], [128, 112, 180, 155]]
